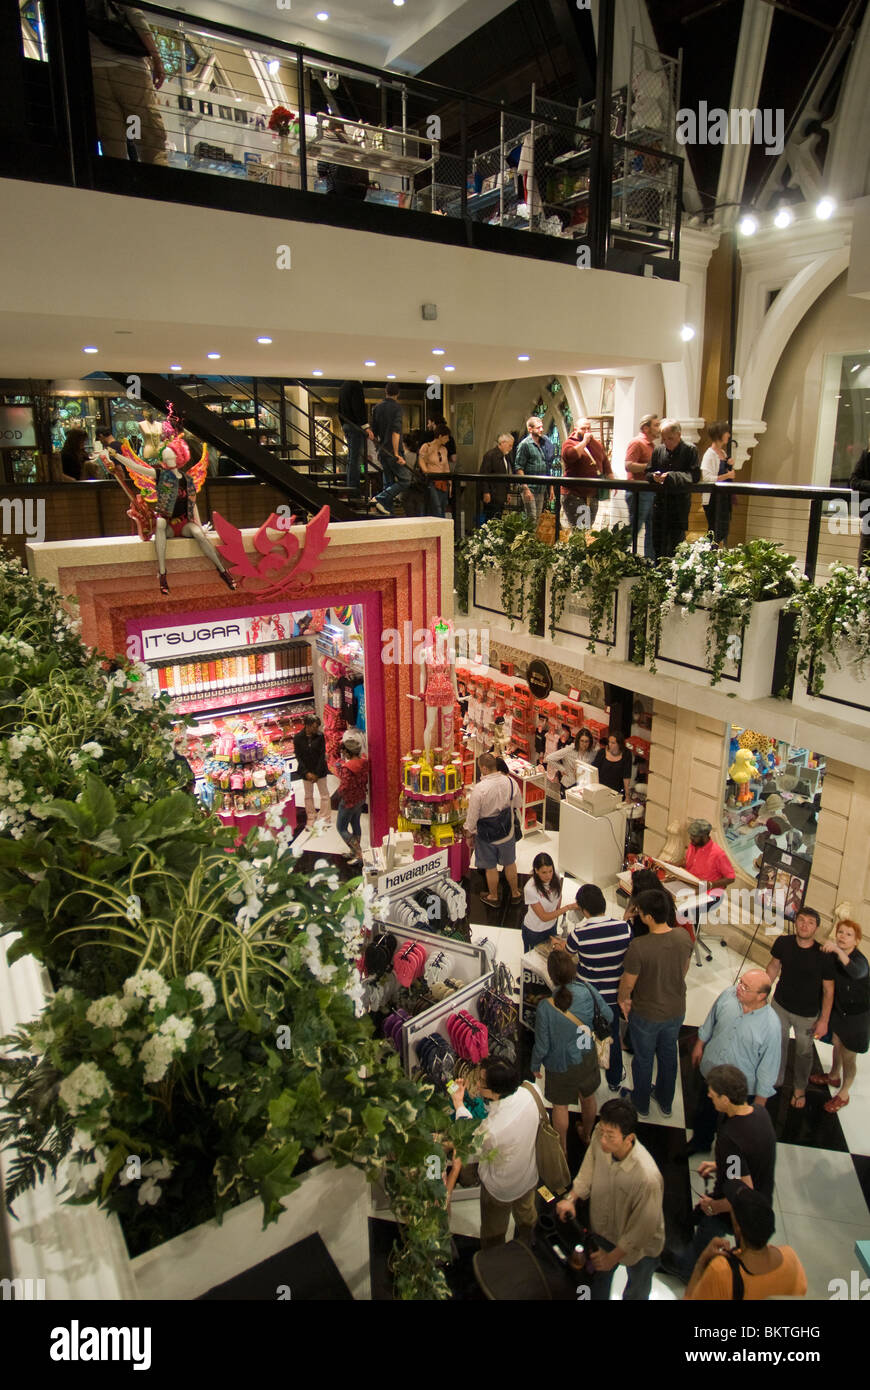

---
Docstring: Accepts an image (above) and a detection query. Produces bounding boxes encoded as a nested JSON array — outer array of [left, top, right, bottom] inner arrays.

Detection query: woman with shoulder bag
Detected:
[[532, 950, 613, 1150]]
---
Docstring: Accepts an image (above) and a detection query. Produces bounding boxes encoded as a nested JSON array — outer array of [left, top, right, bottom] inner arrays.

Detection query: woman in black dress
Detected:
[[593, 731, 633, 801], [813, 918, 869, 1113]]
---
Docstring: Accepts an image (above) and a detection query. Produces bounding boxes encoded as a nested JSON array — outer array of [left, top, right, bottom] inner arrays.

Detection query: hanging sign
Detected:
[[527, 659, 552, 700]]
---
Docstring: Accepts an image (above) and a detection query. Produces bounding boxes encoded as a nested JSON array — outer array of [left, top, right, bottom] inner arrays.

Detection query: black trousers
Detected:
[[651, 511, 686, 559]]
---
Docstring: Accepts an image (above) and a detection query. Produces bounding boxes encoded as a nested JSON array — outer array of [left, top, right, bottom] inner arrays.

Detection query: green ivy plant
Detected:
[[548, 524, 648, 649], [0, 550, 465, 1299], [630, 538, 801, 685], [783, 562, 870, 695], [455, 513, 552, 627]]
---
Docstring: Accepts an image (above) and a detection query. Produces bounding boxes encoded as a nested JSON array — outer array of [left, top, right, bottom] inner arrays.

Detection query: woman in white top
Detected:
[[523, 851, 570, 952], [700, 420, 735, 544], [539, 727, 597, 795]]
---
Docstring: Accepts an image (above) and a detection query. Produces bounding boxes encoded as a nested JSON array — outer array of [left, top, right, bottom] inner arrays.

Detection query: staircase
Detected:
[[103, 373, 358, 521]]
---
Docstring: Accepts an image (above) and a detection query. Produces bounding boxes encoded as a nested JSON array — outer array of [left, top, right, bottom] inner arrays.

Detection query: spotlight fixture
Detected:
[[364, 360, 376, 366], [432, 348, 445, 355], [82, 346, 98, 353], [517, 354, 530, 362], [738, 214, 758, 236], [170, 364, 182, 372], [256, 336, 272, 344], [311, 369, 323, 376], [386, 373, 396, 380], [444, 365, 456, 372], [680, 324, 696, 342], [207, 352, 221, 360], [315, 11, 329, 19], [773, 206, 793, 229], [267, 59, 280, 76], [815, 197, 836, 220]]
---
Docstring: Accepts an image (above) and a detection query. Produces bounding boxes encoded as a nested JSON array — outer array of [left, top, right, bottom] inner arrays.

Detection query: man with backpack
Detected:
[[465, 752, 522, 906], [85, 2, 168, 165]]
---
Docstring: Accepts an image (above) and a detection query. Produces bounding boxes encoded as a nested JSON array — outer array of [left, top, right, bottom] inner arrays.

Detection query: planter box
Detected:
[[650, 598, 786, 700], [465, 565, 531, 633], [546, 576, 635, 663], [130, 1160, 371, 1300], [792, 645, 870, 723]]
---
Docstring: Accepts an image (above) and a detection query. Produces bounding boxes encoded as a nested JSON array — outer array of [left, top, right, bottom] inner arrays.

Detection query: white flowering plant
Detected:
[[783, 562, 870, 694], [455, 513, 553, 626], [630, 537, 801, 684], [548, 524, 648, 649], [0, 551, 459, 1296]]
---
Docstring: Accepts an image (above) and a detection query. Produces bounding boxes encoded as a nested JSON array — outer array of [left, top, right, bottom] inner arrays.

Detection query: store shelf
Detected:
[[156, 638, 311, 668], [173, 681, 313, 716]]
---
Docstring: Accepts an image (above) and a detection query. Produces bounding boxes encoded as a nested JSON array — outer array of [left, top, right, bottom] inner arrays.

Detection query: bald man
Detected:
[[684, 971, 782, 1156]]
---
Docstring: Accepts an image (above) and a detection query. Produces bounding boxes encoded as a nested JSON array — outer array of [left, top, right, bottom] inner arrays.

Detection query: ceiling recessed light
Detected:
[[82, 346, 98, 353], [311, 369, 323, 376], [517, 354, 530, 362], [444, 365, 456, 372], [256, 336, 272, 344], [207, 352, 221, 360], [815, 196, 836, 220], [364, 359, 376, 367], [738, 214, 758, 236], [773, 206, 793, 229], [267, 59, 280, 76], [316, 10, 329, 19], [393, 0, 405, 6], [680, 324, 695, 342], [170, 364, 182, 372], [386, 373, 396, 380], [432, 348, 445, 355]]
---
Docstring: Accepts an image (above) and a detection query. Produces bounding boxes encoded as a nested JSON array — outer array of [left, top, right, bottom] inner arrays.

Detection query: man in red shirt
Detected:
[[560, 419, 613, 530], [336, 730, 369, 869], [624, 413, 660, 558], [683, 819, 735, 900]]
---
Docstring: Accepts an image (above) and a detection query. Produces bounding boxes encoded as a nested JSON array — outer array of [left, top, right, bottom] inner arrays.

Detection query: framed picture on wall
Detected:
[[755, 844, 812, 924], [456, 401, 475, 447]]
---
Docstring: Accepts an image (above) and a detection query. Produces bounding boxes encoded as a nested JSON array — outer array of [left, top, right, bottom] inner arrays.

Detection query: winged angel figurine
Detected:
[[106, 416, 236, 595]]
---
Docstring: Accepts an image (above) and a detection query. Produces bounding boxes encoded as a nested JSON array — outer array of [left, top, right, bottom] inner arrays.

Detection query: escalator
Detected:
[[103, 372, 356, 521]]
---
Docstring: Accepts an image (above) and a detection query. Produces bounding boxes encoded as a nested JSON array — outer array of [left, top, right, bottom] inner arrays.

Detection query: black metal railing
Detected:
[[418, 473, 860, 583], [5, 0, 683, 275]]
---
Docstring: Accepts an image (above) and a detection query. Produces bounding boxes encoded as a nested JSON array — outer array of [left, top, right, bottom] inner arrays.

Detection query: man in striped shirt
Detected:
[[561, 883, 633, 1091]]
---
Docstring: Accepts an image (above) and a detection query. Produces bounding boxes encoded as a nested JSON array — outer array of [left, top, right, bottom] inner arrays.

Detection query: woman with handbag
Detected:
[[532, 950, 613, 1150]]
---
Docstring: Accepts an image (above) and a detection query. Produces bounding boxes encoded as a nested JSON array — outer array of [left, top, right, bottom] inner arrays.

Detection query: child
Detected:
[[336, 730, 369, 868]]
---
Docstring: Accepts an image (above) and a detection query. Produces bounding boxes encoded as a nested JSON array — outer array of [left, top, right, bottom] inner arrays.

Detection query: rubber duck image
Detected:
[[729, 747, 756, 804]]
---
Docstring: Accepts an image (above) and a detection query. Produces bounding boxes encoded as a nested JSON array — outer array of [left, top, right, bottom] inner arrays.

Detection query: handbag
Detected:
[[535, 509, 556, 543], [521, 1082, 571, 1194], [548, 996, 609, 1072], [477, 962, 519, 1040]]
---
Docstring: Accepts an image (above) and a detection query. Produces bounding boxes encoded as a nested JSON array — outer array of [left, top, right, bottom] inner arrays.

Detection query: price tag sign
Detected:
[[568, 688, 580, 702]]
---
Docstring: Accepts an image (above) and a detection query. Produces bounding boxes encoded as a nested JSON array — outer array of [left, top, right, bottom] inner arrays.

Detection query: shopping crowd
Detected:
[[442, 835, 868, 1299]]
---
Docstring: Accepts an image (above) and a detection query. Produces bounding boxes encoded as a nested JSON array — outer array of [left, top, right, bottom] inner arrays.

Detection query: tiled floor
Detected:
[[329, 839, 869, 1299]]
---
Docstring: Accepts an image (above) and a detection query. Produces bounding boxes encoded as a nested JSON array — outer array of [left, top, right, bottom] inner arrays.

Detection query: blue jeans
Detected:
[[587, 1235, 658, 1301], [374, 453, 412, 513], [343, 424, 366, 492], [427, 483, 448, 517], [628, 1011, 684, 1113], [521, 481, 547, 523], [606, 1005, 624, 1089], [522, 924, 557, 953], [626, 490, 656, 559], [336, 802, 362, 849]]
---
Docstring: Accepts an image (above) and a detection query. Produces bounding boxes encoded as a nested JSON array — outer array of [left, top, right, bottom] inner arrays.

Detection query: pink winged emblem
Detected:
[[212, 506, 331, 601]]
